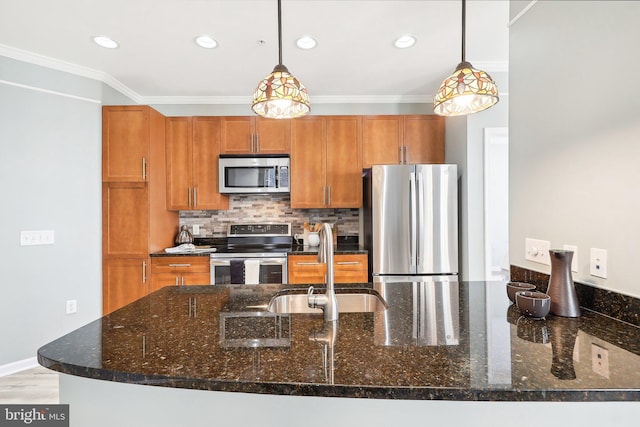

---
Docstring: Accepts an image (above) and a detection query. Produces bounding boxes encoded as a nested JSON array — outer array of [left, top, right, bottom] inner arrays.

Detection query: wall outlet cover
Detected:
[[590, 248, 608, 279]]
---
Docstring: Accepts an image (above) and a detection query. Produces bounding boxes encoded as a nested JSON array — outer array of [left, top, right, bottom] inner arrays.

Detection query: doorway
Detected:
[[483, 128, 509, 280]]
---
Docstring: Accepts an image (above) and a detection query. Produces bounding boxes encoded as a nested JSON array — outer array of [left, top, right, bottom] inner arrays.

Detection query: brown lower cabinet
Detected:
[[288, 254, 368, 284], [103, 258, 150, 315], [150, 256, 210, 290]]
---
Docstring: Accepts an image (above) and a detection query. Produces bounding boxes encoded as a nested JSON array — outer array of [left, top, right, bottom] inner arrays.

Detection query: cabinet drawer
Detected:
[[151, 256, 210, 273], [334, 254, 368, 283], [288, 255, 325, 284], [288, 254, 367, 284]]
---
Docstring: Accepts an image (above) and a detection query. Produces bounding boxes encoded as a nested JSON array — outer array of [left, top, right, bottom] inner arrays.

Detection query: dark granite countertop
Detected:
[[38, 281, 640, 401], [150, 245, 367, 257], [289, 244, 367, 255]]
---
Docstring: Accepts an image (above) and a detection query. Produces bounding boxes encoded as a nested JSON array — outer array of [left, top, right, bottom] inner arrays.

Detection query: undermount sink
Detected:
[[267, 288, 388, 314]]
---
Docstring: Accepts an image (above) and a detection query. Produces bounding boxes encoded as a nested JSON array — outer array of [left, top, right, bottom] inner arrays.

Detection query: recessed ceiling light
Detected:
[[195, 35, 218, 49], [394, 35, 416, 49], [296, 36, 317, 50], [93, 36, 118, 49]]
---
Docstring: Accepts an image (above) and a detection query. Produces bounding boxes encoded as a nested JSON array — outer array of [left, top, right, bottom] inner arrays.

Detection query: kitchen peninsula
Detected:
[[38, 282, 640, 427]]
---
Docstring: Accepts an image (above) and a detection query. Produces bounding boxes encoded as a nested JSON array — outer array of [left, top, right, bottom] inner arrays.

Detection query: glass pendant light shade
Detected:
[[251, 0, 310, 119], [252, 64, 310, 119], [434, 0, 499, 116], [433, 61, 499, 116]]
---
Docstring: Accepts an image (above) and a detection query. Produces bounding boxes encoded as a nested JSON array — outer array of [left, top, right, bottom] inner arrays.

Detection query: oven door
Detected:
[[210, 256, 287, 285]]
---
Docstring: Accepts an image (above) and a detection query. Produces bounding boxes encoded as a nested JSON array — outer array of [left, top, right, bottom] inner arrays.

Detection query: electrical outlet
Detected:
[[66, 299, 77, 315], [591, 343, 609, 378], [590, 248, 608, 278], [193, 224, 200, 235], [525, 238, 550, 265], [563, 244, 579, 273]]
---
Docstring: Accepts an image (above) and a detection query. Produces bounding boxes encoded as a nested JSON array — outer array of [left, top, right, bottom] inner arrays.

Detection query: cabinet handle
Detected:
[[250, 134, 255, 153], [175, 276, 179, 286], [323, 186, 327, 206], [336, 261, 360, 265], [181, 276, 185, 286], [327, 186, 331, 206], [188, 188, 192, 207], [142, 261, 147, 283], [404, 146, 408, 163], [297, 262, 320, 266], [256, 134, 260, 152], [193, 187, 197, 208], [142, 158, 147, 180], [169, 263, 191, 267]]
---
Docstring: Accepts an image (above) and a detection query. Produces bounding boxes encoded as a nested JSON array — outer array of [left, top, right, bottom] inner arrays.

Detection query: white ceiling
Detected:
[[0, 0, 509, 104]]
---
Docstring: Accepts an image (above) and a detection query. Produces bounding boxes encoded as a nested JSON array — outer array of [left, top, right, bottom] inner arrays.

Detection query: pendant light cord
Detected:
[[461, 0, 466, 62], [277, 0, 283, 66]]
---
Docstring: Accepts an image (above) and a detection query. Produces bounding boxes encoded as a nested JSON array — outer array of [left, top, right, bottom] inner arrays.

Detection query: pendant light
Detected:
[[434, 0, 498, 116], [251, 0, 310, 119]]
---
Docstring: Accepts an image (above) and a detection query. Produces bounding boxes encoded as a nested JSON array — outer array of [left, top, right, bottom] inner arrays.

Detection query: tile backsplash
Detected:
[[179, 194, 360, 238]]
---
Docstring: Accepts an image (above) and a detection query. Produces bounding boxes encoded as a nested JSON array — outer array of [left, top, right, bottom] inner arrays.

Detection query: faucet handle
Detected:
[[307, 285, 316, 308]]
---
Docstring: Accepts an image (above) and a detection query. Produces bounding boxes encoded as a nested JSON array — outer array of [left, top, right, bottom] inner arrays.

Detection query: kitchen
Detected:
[[2, 1, 640, 425]]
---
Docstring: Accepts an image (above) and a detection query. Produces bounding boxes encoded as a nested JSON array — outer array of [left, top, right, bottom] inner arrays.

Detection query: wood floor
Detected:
[[0, 366, 59, 403]]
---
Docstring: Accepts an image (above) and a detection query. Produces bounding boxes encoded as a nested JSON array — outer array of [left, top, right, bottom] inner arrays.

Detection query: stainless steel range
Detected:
[[209, 223, 292, 285]]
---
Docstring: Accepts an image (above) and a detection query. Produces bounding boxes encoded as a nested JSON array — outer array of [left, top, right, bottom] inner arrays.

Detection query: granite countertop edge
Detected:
[[35, 355, 640, 402]]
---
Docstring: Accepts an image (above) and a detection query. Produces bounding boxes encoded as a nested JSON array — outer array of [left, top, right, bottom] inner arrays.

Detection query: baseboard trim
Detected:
[[0, 357, 38, 377]]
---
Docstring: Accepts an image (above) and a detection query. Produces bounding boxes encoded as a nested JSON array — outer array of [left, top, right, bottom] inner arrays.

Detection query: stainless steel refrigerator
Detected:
[[363, 164, 458, 279], [363, 164, 460, 346]]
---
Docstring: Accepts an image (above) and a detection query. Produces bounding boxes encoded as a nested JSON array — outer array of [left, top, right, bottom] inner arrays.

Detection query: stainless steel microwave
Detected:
[[219, 155, 290, 194]]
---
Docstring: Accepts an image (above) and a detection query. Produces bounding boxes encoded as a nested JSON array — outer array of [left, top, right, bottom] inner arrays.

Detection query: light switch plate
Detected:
[[590, 248, 608, 278], [192, 224, 200, 235], [525, 238, 550, 265], [563, 244, 579, 273], [20, 230, 55, 246]]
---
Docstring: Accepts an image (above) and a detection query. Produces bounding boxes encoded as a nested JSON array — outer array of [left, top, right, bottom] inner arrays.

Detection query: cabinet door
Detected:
[[193, 117, 229, 210], [290, 117, 327, 208], [288, 255, 325, 284], [102, 106, 150, 182], [102, 182, 149, 258], [103, 258, 149, 314], [403, 115, 445, 164], [165, 117, 193, 210], [334, 254, 368, 283], [254, 117, 291, 153], [220, 117, 253, 154], [325, 116, 362, 208], [362, 115, 402, 168]]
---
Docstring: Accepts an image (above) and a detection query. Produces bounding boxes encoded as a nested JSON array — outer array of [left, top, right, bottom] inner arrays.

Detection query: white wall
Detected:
[[446, 71, 509, 281], [509, 1, 640, 297], [0, 57, 104, 366]]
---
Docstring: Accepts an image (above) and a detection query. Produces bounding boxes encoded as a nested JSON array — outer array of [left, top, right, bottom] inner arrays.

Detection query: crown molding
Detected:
[[0, 44, 141, 103], [1, 45, 508, 106]]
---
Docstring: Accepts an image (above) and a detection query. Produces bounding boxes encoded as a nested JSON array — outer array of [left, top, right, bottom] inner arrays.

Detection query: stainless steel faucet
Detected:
[[307, 223, 339, 321]]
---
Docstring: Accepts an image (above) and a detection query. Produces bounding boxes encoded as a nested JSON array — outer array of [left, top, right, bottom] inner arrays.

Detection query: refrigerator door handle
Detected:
[[409, 171, 417, 268], [416, 171, 424, 267]]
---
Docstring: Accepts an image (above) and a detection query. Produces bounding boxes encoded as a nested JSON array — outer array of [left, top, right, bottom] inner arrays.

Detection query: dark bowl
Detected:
[[506, 282, 536, 303], [516, 291, 551, 319]]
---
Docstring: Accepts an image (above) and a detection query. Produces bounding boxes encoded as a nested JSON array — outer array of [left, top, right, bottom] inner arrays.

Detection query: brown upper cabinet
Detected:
[[103, 106, 154, 182], [220, 116, 291, 154], [290, 116, 362, 209], [165, 117, 229, 211], [362, 115, 444, 168]]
